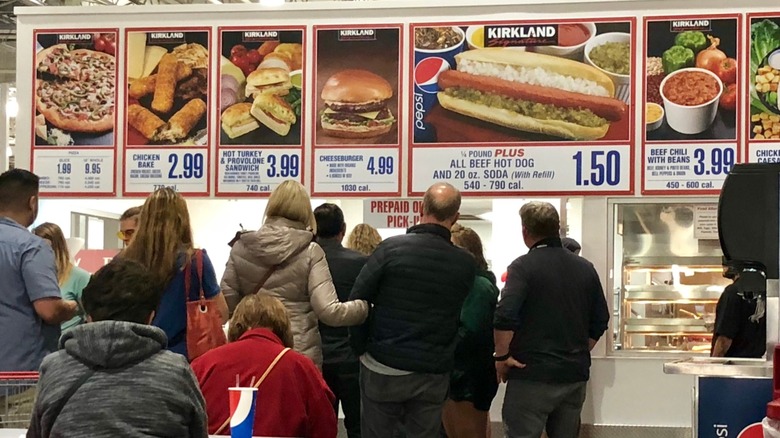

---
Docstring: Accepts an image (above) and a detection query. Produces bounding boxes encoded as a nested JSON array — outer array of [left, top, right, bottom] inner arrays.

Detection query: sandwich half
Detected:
[[251, 93, 296, 137], [222, 103, 260, 139], [245, 67, 292, 98]]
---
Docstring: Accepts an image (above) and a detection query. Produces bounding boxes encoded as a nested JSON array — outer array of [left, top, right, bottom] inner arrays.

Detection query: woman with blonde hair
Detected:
[[33, 222, 91, 333], [192, 294, 337, 437], [346, 223, 383, 256], [221, 180, 368, 367], [442, 224, 500, 438], [122, 188, 228, 360]]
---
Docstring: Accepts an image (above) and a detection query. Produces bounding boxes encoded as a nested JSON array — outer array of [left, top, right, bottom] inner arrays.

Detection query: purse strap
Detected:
[[184, 250, 205, 302], [213, 347, 291, 435]]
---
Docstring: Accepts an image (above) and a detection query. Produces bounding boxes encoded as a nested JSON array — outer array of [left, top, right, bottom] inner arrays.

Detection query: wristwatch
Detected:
[[493, 352, 510, 362]]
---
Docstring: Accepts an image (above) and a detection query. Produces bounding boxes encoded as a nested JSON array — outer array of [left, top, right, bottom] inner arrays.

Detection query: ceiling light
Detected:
[[259, 0, 284, 6]]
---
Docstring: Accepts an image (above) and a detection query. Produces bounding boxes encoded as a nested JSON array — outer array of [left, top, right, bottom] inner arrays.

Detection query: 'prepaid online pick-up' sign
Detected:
[[363, 199, 422, 229]]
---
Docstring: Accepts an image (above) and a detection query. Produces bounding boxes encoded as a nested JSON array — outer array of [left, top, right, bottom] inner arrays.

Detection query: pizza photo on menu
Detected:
[[125, 30, 210, 147], [34, 31, 117, 147]]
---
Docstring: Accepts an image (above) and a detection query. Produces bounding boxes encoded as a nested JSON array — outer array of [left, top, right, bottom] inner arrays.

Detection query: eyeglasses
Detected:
[[117, 229, 136, 240]]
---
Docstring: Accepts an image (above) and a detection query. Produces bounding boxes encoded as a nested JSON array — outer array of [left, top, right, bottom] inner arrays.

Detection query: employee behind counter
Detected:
[[710, 259, 767, 359]]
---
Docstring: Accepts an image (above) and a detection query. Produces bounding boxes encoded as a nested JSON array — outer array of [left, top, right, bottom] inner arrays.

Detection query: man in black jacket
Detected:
[[349, 182, 476, 438], [314, 203, 368, 438], [494, 201, 609, 438]]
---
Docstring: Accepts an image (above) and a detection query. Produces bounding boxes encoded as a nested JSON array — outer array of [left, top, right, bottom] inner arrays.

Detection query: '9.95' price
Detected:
[[572, 151, 621, 187], [168, 153, 204, 179]]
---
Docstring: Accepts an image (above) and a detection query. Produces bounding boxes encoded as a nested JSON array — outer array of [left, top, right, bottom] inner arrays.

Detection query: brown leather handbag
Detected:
[[185, 249, 227, 361]]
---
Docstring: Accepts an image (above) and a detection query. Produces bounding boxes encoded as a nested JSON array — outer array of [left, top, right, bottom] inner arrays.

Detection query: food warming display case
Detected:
[[612, 202, 728, 354]]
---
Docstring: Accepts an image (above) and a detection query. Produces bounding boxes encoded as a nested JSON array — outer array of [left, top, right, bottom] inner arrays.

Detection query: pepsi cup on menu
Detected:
[[413, 26, 466, 143], [229, 387, 257, 438]]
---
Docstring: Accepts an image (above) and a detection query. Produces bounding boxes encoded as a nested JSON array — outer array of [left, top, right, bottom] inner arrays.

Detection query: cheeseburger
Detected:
[[320, 69, 395, 139]]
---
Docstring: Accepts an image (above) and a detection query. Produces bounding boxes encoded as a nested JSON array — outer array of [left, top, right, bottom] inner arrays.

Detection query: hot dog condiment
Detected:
[[557, 24, 590, 47]]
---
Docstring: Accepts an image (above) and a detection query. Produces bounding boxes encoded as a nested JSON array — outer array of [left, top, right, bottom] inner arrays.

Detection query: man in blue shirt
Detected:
[[0, 169, 77, 372]]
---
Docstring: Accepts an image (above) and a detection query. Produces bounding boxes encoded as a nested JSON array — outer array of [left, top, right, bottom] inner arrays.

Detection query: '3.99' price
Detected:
[[266, 154, 300, 178], [572, 151, 621, 187], [693, 148, 735, 176]]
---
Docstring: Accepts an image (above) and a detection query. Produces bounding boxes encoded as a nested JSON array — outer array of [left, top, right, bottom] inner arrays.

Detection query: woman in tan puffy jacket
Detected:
[[221, 180, 369, 367]]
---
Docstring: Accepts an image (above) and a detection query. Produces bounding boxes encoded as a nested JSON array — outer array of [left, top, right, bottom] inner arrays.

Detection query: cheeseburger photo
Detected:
[[437, 48, 627, 140], [320, 69, 396, 139]]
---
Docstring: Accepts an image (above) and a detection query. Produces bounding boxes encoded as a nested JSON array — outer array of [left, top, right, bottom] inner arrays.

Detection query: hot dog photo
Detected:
[[219, 29, 303, 146], [644, 18, 739, 141], [411, 20, 633, 144], [124, 29, 210, 147], [314, 26, 400, 146], [34, 31, 117, 147]]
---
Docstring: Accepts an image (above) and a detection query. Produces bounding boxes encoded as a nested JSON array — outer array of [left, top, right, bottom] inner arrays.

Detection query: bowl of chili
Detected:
[[660, 67, 723, 135]]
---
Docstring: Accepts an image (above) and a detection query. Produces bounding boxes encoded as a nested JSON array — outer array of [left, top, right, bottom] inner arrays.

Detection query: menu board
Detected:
[[408, 19, 635, 196], [122, 28, 211, 196], [31, 29, 118, 196], [311, 25, 403, 196], [216, 27, 305, 196], [642, 15, 741, 194], [748, 13, 780, 164]]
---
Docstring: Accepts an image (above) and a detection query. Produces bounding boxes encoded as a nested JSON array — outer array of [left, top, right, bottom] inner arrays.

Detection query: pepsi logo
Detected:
[[737, 422, 763, 438], [414, 57, 451, 94]]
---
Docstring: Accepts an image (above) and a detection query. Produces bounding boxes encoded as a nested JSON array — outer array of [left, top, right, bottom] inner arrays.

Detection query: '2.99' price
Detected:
[[572, 151, 620, 187], [168, 153, 204, 179], [267, 154, 300, 178]]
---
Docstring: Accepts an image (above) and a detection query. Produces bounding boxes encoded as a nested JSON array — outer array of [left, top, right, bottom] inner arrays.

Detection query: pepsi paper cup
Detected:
[[413, 27, 466, 143], [229, 387, 258, 438]]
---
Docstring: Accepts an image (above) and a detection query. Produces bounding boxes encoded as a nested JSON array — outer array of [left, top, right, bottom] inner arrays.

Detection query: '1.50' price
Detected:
[[168, 153, 204, 179], [572, 151, 621, 187]]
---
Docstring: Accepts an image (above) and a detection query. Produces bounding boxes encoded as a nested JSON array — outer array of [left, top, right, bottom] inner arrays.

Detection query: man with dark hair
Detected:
[[494, 201, 609, 438], [561, 237, 581, 255], [0, 169, 76, 372], [118, 206, 141, 247], [314, 202, 367, 438], [349, 182, 476, 438], [28, 258, 208, 437]]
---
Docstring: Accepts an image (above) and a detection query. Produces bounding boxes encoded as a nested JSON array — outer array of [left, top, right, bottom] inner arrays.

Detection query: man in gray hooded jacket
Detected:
[[28, 258, 208, 438]]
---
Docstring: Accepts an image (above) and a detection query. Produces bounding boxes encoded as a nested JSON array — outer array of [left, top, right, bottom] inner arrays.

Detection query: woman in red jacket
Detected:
[[191, 294, 337, 438]]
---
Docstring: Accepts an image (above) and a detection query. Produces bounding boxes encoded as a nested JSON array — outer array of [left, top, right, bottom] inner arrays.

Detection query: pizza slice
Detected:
[[36, 77, 114, 134]]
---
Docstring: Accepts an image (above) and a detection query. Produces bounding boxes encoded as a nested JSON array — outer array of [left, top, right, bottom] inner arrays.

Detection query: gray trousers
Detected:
[[360, 363, 449, 438], [502, 379, 587, 438]]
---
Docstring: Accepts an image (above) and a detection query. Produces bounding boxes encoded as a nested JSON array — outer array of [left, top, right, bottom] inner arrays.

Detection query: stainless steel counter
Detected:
[[664, 357, 772, 378]]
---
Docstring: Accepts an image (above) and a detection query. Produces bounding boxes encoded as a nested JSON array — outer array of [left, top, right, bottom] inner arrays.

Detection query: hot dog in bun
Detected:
[[437, 49, 627, 140]]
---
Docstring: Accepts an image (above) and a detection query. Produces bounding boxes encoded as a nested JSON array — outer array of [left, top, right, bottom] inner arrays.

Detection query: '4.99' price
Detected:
[[572, 151, 621, 187], [367, 156, 394, 175]]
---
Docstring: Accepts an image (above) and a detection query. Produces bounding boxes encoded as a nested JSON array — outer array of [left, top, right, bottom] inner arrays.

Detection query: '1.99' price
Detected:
[[168, 153, 204, 179], [572, 151, 620, 187], [267, 154, 300, 178], [693, 148, 735, 176]]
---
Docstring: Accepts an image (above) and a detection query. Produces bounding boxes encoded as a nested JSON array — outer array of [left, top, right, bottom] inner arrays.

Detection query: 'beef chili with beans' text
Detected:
[[663, 71, 720, 106]]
